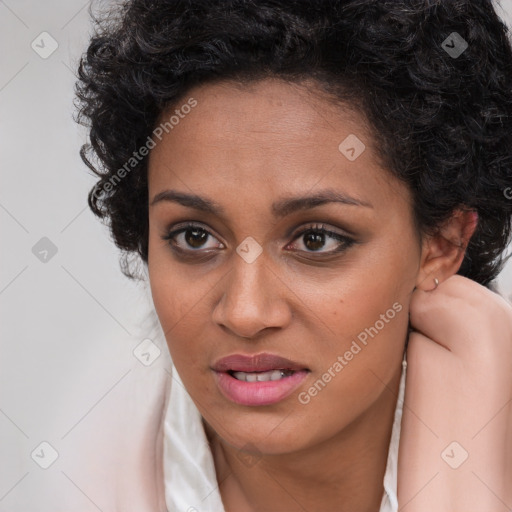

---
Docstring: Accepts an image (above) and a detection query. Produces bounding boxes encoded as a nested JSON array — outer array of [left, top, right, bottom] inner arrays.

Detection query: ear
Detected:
[[415, 209, 478, 291]]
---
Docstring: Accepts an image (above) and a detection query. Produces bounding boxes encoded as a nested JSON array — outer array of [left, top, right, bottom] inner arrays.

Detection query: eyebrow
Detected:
[[150, 188, 373, 217]]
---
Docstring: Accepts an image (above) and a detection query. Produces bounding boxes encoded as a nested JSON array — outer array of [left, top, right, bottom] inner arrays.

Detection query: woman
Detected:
[[75, 0, 512, 510]]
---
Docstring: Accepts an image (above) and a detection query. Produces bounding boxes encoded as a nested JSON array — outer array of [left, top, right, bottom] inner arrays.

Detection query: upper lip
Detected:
[[211, 352, 309, 373]]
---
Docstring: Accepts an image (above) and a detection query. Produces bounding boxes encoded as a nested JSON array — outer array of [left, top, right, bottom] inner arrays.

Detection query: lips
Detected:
[[211, 352, 310, 406], [211, 353, 309, 373]]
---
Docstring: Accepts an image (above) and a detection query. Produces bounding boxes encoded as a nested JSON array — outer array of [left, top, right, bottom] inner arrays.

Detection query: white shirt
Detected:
[[163, 358, 407, 512]]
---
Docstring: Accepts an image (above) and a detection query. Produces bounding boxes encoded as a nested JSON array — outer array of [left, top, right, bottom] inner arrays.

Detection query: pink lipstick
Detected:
[[211, 353, 310, 406]]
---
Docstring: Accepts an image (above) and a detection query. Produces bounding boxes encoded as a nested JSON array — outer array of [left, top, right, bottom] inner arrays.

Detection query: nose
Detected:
[[211, 248, 292, 339]]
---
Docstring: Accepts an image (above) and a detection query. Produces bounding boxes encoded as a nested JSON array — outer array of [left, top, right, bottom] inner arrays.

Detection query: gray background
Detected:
[[1, 1, 512, 510]]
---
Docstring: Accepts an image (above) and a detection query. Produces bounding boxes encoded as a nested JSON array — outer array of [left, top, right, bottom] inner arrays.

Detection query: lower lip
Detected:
[[214, 370, 309, 406]]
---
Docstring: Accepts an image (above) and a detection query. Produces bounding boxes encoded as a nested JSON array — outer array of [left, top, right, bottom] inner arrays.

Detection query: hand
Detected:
[[398, 274, 512, 511]]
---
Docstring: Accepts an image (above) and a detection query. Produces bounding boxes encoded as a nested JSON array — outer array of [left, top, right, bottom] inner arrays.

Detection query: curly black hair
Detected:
[[75, 0, 512, 287]]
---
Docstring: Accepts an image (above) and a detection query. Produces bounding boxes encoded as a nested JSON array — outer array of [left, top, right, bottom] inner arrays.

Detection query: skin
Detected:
[[146, 78, 479, 512], [399, 275, 512, 510]]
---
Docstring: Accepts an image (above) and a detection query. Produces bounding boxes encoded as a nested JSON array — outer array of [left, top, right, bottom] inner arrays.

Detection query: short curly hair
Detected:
[[75, 0, 512, 287]]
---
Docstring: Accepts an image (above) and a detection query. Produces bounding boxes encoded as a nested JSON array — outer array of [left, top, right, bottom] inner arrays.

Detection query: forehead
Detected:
[[147, 78, 408, 213]]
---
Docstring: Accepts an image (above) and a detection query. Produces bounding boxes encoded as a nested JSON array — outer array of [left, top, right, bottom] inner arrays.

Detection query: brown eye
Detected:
[[302, 230, 327, 251], [289, 223, 355, 255], [162, 223, 223, 251], [184, 227, 208, 248]]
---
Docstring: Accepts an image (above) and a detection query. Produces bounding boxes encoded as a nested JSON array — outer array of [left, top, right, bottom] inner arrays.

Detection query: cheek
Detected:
[[148, 234, 200, 322], [293, 297, 408, 444], [300, 239, 414, 392], [148, 251, 201, 364], [150, 278, 204, 365], [304, 241, 414, 343]]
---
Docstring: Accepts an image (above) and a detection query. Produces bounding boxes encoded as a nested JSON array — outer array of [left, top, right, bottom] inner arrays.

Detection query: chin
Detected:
[[209, 410, 322, 456]]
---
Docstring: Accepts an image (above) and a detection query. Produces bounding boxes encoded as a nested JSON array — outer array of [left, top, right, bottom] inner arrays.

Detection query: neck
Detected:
[[206, 364, 402, 512]]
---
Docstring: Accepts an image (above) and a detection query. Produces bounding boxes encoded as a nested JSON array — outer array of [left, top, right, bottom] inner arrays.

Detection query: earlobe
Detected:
[[415, 209, 478, 291]]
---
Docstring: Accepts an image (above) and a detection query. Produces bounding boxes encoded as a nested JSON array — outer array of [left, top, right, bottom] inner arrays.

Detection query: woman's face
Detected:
[[147, 78, 421, 454]]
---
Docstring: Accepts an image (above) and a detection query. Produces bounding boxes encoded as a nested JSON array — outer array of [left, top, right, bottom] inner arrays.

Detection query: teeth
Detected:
[[231, 370, 294, 382]]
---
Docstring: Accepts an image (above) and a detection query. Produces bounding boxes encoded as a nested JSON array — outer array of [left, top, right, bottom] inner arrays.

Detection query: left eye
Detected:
[[288, 223, 355, 254]]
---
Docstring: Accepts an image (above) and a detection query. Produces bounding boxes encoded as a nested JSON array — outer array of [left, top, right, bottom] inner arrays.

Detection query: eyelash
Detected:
[[161, 222, 356, 258]]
